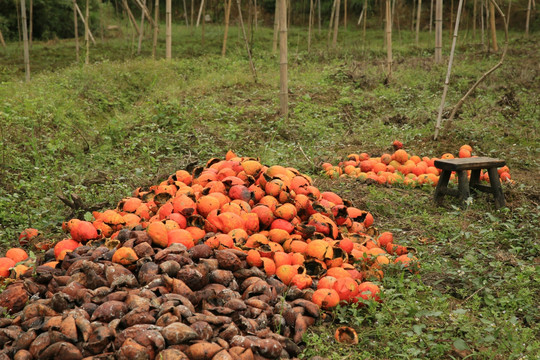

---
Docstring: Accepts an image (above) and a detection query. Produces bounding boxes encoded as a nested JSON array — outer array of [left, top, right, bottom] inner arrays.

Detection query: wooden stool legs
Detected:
[[487, 167, 506, 208], [457, 170, 470, 202], [434, 170, 451, 204]]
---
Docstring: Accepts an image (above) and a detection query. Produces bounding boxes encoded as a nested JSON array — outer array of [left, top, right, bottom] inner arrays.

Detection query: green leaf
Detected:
[[413, 324, 425, 335], [84, 211, 94, 222], [453, 338, 470, 351], [452, 308, 467, 315]]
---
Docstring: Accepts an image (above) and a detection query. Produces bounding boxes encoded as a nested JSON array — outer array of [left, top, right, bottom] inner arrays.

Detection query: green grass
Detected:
[[0, 20, 539, 359]]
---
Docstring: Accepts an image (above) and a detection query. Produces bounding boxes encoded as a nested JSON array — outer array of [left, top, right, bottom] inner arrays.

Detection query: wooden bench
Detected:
[[434, 157, 506, 208]]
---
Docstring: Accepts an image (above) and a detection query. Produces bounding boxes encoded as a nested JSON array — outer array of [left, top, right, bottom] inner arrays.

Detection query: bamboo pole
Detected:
[[449, 0, 454, 38], [191, 0, 195, 29], [133, 0, 157, 28], [122, 0, 141, 36], [183, 0, 189, 26], [222, 0, 232, 56], [152, 0, 159, 59], [0, 30, 6, 48], [357, 7, 365, 25], [74, 0, 79, 61], [385, 0, 392, 77], [435, 0, 442, 63], [29, 0, 33, 48], [21, 0, 31, 82], [489, 0, 497, 51], [429, 0, 433, 33], [433, 0, 464, 140], [273, 0, 279, 52], [202, 0, 206, 45], [287, 0, 291, 29], [473, 0, 477, 39], [278, 0, 288, 118], [318, 0, 321, 34], [308, 0, 313, 52], [481, 0, 485, 48], [255, 0, 258, 29], [137, 0, 146, 54], [16, 0, 21, 43], [332, 0, 341, 49], [76, 3, 97, 44], [85, 0, 89, 65], [416, 0, 422, 45], [344, 0, 347, 28], [166, 0, 172, 59], [327, 0, 337, 47], [237, 0, 258, 82], [525, 0, 532, 37], [197, 0, 205, 26], [443, 0, 508, 135]]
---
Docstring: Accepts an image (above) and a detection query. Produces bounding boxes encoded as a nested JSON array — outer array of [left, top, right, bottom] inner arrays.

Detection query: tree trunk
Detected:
[[332, 0, 341, 49], [74, 0, 79, 62], [278, 0, 288, 118], [489, 1, 497, 51], [308, 0, 313, 52], [29, 0, 33, 48], [237, 0, 258, 82], [416, 0, 422, 45], [153, 0, 159, 59], [434, 0, 464, 139], [525, 0, 532, 37], [85, 0, 89, 65], [435, 0, 442, 63], [385, 0, 392, 77], [138, 0, 147, 54], [166, 0, 172, 59], [222, 0, 232, 56], [21, 0, 31, 81], [273, 0, 279, 52]]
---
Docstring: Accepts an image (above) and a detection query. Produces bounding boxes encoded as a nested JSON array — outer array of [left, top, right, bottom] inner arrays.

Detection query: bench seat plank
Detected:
[[434, 157, 506, 171]]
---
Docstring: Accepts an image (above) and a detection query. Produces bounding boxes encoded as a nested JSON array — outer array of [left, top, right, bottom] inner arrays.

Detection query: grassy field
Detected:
[[0, 20, 539, 359]]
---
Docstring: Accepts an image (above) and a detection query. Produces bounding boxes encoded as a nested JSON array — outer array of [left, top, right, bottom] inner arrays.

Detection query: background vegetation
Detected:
[[0, 3, 538, 359]]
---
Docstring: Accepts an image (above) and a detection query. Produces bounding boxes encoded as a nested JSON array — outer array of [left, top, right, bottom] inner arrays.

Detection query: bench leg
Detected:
[[457, 170, 470, 206], [469, 169, 481, 196], [434, 170, 451, 205], [487, 167, 506, 209]]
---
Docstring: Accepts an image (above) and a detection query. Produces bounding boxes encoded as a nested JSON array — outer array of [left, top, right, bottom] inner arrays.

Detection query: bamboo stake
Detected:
[[85, 0, 89, 65], [416, 0, 422, 45], [489, 1, 497, 51], [29, 0, 32, 48], [385, 0, 392, 77], [152, 0, 159, 59], [525, 0, 532, 37], [443, 0, 508, 135], [191, 0, 195, 29], [433, 0, 464, 139], [166, 0, 172, 59], [473, 0, 477, 39], [133, 0, 157, 27], [308, 0, 313, 52], [450, 0, 454, 38], [76, 3, 97, 44], [435, 0, 442, 63], [254, 0, 258, 29], [222, 0, 232, 56], [236, 0, 258, 82], [363, 0, 367, 46], [429, 0, 433, 33], [137, 0, 146, 54], [273, 0, 279, 52], [278, 0, 288, 118], [332, 0, 341, 49], [506, 0, 511, 28], [16, 0, 21, 43], [357, 7, 365, 25], [197, 0, 205, 26], [202, 0, 206, 45], [21, 0, 30, 82], [0, 30, 6, 48], [327, 0, 337, 47], [74, 0, 79, 61]]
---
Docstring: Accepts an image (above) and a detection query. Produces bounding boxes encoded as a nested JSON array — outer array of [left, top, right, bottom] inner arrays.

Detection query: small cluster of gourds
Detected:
[[323, 143, 512, 187], [0, 151, 418, 360]]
